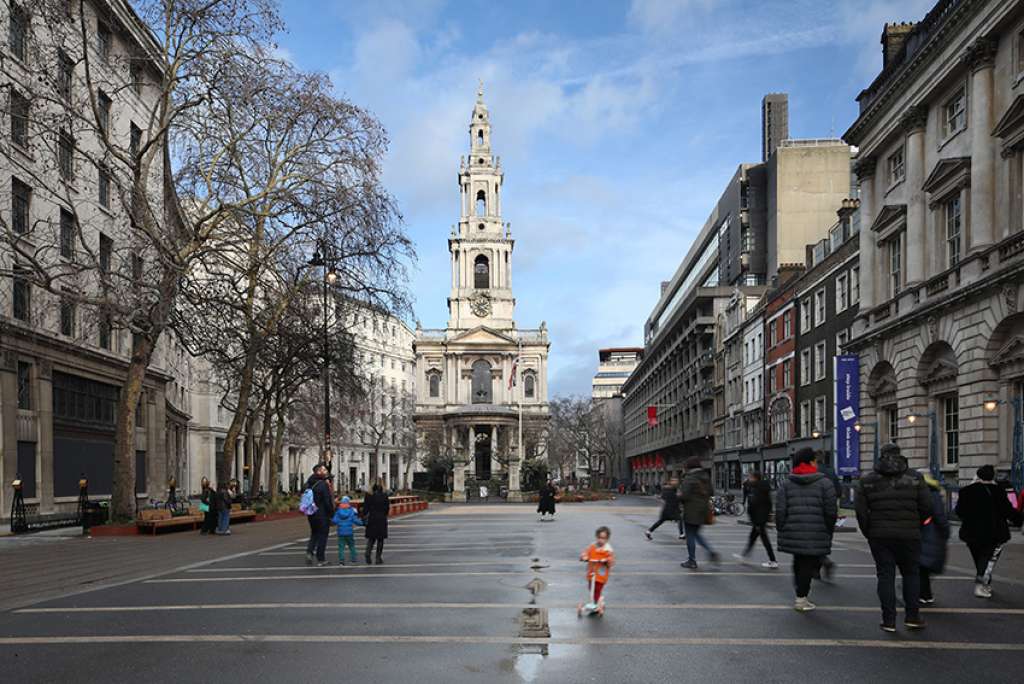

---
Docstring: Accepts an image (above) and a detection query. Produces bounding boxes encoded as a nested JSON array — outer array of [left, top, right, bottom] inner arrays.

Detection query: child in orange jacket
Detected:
[[578, 526, 615, 617]]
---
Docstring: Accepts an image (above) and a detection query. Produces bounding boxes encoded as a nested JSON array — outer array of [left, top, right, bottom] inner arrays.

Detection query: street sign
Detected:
[[834, 355, 860, 476]]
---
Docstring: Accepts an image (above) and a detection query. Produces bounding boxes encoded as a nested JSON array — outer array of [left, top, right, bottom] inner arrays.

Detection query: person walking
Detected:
[[199, 477, 217, 535], [955, 464, 1023, 598], [214, 481, 232, 535], [538, 480, 557, 521], [855, 443, 931, 632], [304, 463, 334, 567], [364, 483, 391, 564], [817, 457, 842, 581], [775, 448, 837, 612], [679, 457, 719, 569], [918, 471, 950, 605], [644, 477, 685, 541], [734, 471, 777, 568], [331, 495, 364, 566]]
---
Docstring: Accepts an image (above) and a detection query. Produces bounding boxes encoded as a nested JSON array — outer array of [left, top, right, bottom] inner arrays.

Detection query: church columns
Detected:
[[490, 425, 498, 476], [468, 425, 476, 478]]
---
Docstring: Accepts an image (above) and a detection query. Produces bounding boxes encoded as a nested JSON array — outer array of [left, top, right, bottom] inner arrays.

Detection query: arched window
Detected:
[[476, 129, 484, 146], [770, 397, 791, 443], [476, 190, 486, 216], [524, 373, 536, 399], [472, 360, 492, 404], [474, 255, 489, 289], [428, 372, 440, 398]]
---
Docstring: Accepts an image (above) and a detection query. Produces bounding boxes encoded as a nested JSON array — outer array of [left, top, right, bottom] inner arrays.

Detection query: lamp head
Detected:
[[853, 423, 862, 433], [984, 400, 999, 413], [907, 414, 917, 425], [326, 271, 337, 285]]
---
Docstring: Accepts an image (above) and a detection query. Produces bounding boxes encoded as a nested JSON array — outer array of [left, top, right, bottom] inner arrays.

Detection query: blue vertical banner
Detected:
[[835, 355, 861, 476]]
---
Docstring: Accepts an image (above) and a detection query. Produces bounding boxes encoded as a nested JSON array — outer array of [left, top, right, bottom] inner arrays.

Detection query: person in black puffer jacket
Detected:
[[679, 458, 719, 569], [736, 471, 777, 568], [955, 464, 1024, 599], [644, 477, 684, 541], [304, 463, 335, 567], [776, 448, 837, 612], [855, 443, 931, 632], [918, 471, 950, 605]]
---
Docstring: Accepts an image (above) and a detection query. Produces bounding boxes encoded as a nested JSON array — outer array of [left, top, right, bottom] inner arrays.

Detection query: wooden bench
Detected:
[[136, 509, 202, 535]]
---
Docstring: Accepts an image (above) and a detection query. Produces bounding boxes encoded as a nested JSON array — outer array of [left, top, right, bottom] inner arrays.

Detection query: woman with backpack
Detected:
[[303, 463, 334, 567], [364, 483, 391, 564]]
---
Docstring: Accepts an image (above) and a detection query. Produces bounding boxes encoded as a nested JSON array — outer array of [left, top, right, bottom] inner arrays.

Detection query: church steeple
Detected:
[[449, 85, 514, 331]]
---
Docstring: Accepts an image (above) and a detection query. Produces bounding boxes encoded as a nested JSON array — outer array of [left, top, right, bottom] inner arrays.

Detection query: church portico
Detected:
[[414, 85, 550, 502]]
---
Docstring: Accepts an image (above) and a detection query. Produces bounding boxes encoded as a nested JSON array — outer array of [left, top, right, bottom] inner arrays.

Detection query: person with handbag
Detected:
[[776, 448, 837, 612], [679, 457, 719, 570], [955, 464, 1024, 599], [198, 477, 217, 535]]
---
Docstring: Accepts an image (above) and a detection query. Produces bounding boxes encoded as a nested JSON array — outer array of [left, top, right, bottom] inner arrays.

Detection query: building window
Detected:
[[851, 267, 860, 304], [130, 59, 143, 96], [800, 298, 811, 333], [770, 397, 791, 443], [59, 129, 74, 180], [814, 288, 826, 326], [97, 90, 111, 133], [836, 329, 849, 353], [12, 265, 30, 321], [942, 88, 966, 139], [888, 237, 902, 297], [836, 273, 848, 312], [471, 360, 492, 404], [97, 21, 112, 61], [768, 366, 777, 394], [814, 395, 826, 434], [769, 319, 777, 346], [9, 3, 28, 61], [783, 313, 791, 339], [98, 165, 111, 208], [12, 177, 30, 234], [800, 401, 811, 437], [129, 122, 142, 160], [783, 360, 792, 387], [10, 89, 29, 148], [58, 50, 74, 101], [884, 405, 899, 444], [945, 195, 962, 268], [525, 373, 536, 399], [428, 372, 440, 398], [814, 341, 827, 381], [16, 361, 30, 409], [99, 311, 112, 350], [888, 147, 905, 186], [800, 349, 811, 386], [60, 292, 75, 336], [99, 233, 112, 274], [474, 255, 489, 289], [942, 395, 959, 466], [475, 190, 486, 216]]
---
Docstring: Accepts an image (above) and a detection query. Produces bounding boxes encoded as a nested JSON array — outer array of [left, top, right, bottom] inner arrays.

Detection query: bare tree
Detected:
[[337, 374, 414, 490], [548, 396, 608, 486]]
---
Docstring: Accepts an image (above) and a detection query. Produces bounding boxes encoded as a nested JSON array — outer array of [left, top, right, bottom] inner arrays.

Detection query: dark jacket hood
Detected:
[[788, 471, 825, 485], [875, 453, 907, 477]]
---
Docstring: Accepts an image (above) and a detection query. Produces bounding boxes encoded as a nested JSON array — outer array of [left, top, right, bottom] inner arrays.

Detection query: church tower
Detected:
[[448, 83, 515, 331]]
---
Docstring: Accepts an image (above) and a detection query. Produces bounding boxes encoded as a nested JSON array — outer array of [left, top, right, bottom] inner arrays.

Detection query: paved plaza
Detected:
[[2, 497, 1024, 682]]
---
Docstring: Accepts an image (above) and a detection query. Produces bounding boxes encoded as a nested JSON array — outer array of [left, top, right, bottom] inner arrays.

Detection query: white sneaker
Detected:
[[732, 553, 752, 567], [975, 583, 993, 599], [644, 531, 653, 541], [762, 561, 779, 569], [794, 597, 816, 612]]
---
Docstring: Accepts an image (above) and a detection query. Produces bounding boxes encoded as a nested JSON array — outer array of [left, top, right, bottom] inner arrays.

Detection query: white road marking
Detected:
[[186, 562, 883, 572], [144, 572, 977, 583], [1, 634, 1022, 651], [17, 602, 1024, 615]]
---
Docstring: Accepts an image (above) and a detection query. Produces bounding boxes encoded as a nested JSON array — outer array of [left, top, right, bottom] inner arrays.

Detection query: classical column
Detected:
[[507, 424, 524, 502], [281, 441, 290, 494], [967, 37, 998, 255], [855, 157, 877, 322], [36, 361, 53, 510], [468, 425, 476, 478], [451, 425, 466, 502], [490, 424, 498, 475], [902, 105, 928, 289]]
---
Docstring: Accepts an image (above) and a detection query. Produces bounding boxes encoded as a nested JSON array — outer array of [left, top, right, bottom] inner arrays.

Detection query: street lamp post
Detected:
[[984, 396, 1024, 493], [853, 421, 881, 465], [906, 411, 939, 481], [308, 245, 338, 473]]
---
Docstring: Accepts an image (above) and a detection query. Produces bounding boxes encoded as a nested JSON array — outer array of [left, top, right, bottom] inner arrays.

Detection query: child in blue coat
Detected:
[[331, 496, 364, 565]]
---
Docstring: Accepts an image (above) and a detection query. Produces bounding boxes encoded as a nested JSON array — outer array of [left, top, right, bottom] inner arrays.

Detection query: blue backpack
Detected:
[[299, 488, 318, 516]]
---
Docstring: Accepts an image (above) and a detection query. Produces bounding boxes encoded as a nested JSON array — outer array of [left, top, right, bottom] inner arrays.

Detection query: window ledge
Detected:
[[884, 178, 905, 198], [937, 126, 966, 152], [10, 141, 34, 162]]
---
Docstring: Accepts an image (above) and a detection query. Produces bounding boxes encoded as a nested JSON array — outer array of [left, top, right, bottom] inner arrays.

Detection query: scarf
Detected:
[[793, 462, 818, 475]]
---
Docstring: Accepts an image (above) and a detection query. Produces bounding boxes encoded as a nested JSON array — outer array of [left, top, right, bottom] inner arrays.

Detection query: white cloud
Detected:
[[628, 0, 722, 35]]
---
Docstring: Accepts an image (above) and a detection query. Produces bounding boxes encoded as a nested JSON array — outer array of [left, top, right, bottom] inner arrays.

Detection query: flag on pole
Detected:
[[647, 406, 658, 427]]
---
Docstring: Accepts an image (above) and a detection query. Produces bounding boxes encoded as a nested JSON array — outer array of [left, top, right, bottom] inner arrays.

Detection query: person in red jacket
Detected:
[[578, 526, 615, 617]]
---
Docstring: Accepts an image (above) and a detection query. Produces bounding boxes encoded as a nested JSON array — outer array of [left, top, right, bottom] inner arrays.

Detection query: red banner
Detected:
[[647, 406, 658, 427]]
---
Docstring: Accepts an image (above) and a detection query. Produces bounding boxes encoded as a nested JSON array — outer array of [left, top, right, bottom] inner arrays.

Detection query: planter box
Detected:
[[89, 524, 138, 537]]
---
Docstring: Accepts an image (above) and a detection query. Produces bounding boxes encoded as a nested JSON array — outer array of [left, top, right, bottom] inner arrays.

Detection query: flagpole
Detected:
[[517, 336, 524, 467]]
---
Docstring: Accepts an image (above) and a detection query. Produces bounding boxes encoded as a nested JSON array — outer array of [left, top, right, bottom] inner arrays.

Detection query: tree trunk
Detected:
[[250, 400, 272, 498], [268, 402, 287, 502], [110, 334, 155, 521]]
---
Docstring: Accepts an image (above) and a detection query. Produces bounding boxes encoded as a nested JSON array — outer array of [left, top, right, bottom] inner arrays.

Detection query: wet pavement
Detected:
[[2, 496, 1024, 682]]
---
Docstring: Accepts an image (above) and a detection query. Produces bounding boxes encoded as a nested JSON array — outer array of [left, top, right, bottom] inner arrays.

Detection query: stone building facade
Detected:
[[413, 87, 550, 501], [845, 0, 1024, 484], [0, 0, 190, 517]]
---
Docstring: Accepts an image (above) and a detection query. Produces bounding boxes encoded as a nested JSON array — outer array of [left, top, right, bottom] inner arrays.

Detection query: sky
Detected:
[[273, 0, 935, 397]]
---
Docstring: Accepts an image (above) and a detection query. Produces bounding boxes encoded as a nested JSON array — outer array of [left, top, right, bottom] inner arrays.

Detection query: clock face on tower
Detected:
[[470, 291, 492, 318]]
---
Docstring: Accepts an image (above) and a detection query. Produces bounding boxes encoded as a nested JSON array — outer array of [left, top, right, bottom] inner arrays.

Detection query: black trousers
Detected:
[[868, 538, 921, 624], [967, 542, 1002, 584], [792, 555, 821, 598], [920, 568, 933, 600], [306, 516, 329, 561], [367, 537, 385, 558], [648, 513, 683, 535], [201, 510, 217, 533], [744, 524, 776, 562]]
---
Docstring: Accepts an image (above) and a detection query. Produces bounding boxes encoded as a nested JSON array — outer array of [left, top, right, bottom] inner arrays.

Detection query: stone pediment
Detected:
[[449, 325, 517, 346], [870, 204, 906, 234], [921, 358, 958, 387], [868, 374, 898, 399], [923, 157, 971, 203], [993, 94, 1024, 150], [991, 335, 1024, 368]]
